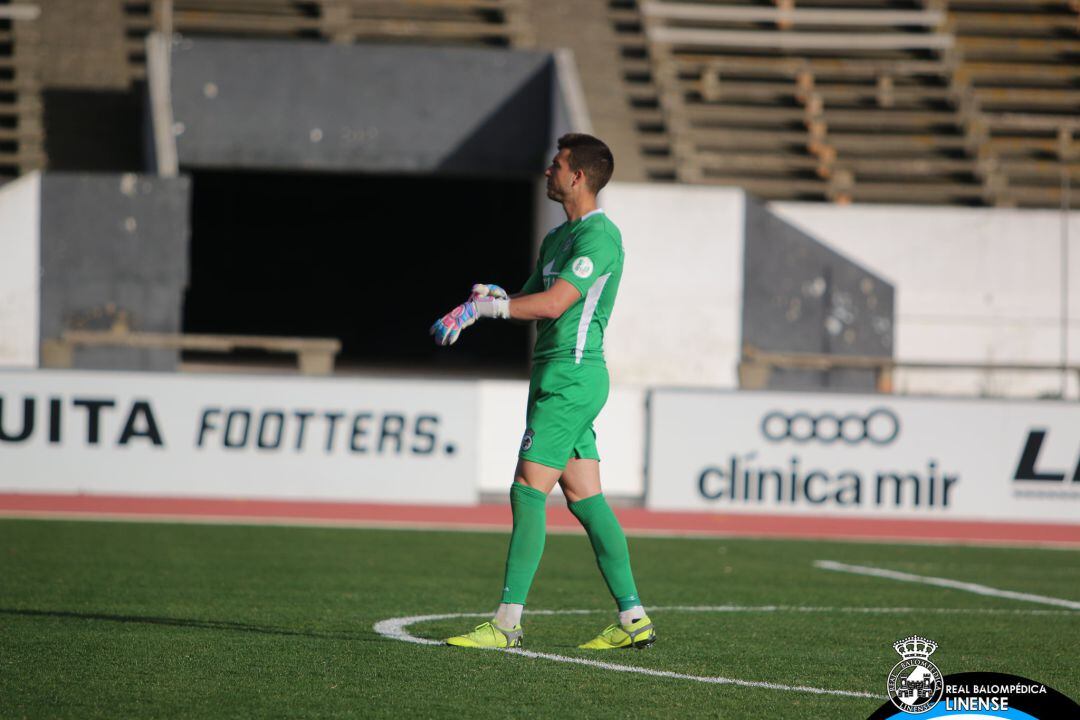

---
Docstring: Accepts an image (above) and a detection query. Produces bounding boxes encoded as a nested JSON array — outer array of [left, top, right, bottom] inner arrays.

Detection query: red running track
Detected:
[[1, 493, 1078, 547]]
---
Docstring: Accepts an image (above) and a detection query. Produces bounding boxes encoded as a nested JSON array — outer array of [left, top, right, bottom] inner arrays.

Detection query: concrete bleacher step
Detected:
[[680, 78, 955, 107], [681, 129, 972, 156], [123, 0, 524, 81], [985, 112, 1080, 133], [986, 135, 1078, 157], [682, 104, 963, 131], [650, 26, 953, 52], [949, 10, 1080, 34], [1005, 183, 1080, 208], [956, 35, 1080, 61], [687, 150, 978, 173], [959, 61, 1080, 84], [695, 173, 829, 199], [975, 86, 1080, 110], [946, 0, 1075, 9], [827, 133, 971, 154], [848, 180, 988, 203], [661, 54, 952, 80], [642, 3, 946, 28], [0, 2, 43, 183], [998, 159, 1080, 179]]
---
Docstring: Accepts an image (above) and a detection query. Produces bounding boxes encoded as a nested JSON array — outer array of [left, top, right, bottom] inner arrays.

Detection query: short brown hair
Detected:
[[557, 133, 614, 194]]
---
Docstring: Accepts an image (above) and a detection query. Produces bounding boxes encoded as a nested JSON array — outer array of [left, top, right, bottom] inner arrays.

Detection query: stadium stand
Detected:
[[123, 0, 532, 81], [947, 0, 1080, 207], [607, 0, 673, 181], [638, 0, 976, 204], [3, 0, 1077, 207], [634, 0, 1080, 207], [0, 1, 44, 183]]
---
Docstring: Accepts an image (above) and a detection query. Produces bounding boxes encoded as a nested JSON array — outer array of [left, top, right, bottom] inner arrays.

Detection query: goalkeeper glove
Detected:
[[430, 283, 510, 346], [470, 283, 508, 300], [430, 301, 478, 346]]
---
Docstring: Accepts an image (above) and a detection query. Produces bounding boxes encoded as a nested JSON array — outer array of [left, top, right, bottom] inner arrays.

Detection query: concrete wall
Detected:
[[601, 183, 746, 388], [772, 202, 1080, 398], [167, 38, 556, 178], [743, 197, 894, 392], [39, 173, 191, 371], [0, 174, 41, 367], [600, 183, 1078, 398]]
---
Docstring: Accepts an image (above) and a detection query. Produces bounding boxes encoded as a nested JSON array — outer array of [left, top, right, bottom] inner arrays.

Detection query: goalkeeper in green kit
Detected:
[[430, 133, 655, 651]]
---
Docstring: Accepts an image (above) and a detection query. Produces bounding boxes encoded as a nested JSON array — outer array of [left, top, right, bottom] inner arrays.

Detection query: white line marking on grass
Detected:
[[374, 609, 879, 699], [374, 604, 1078, 698], [654, 605, 1076, 616], [381, 602, 1080, 701], [815, 560, 1080, 611]]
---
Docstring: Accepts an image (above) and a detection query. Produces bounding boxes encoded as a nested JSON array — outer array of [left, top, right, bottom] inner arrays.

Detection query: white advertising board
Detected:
[[648, 389, 1080, 523], [0, 370, 478, 505]]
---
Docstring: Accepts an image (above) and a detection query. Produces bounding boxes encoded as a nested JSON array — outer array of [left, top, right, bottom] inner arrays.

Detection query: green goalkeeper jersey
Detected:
[[519, 209, 624, 366]]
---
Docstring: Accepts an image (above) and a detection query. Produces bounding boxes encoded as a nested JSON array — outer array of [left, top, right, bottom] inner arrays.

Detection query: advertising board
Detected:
[[0, 370, 478, 504], [648, 389, 1080, 522]]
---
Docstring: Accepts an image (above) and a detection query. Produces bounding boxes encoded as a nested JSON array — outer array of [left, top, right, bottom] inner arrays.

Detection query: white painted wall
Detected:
[[0, 173, 41, 368], [598, 181, 1080, 398], [601, 183, 745, 388], [772, 202, 1080, 398], [477, 379, 646, 498]]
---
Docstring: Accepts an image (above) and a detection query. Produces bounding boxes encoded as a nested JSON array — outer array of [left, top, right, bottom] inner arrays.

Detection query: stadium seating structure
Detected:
[[0, 1, 43, 184], [630, 0, 1080, 207], [9, 0, 1080, 207], [123, 0, 531, 80]]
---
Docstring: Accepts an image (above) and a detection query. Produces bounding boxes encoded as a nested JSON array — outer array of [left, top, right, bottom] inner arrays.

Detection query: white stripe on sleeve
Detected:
[[575, 272, 611, 364]]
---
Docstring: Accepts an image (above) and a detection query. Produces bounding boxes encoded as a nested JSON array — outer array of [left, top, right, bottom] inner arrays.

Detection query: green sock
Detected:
[[569, 493, 641, 611], [500, 483, 548, 605]]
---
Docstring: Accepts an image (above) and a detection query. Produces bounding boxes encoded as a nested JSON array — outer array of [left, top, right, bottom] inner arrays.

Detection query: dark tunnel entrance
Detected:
[[183, 169, 535, 375]]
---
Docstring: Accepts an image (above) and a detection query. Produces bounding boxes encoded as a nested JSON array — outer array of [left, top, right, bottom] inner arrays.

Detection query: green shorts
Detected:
[[518, 361, 610, 470]]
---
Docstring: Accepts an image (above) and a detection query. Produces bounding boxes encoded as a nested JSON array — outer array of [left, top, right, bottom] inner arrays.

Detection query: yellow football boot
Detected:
[[578, 616, 656, 650], [445, 621, 523, 649]]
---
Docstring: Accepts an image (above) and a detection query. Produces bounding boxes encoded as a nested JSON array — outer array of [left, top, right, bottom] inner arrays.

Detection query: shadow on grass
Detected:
[[0, 607, 379, 641]]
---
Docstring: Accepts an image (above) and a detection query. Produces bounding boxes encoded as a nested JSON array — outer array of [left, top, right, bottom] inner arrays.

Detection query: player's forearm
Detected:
[[508, 292, 564, 321]]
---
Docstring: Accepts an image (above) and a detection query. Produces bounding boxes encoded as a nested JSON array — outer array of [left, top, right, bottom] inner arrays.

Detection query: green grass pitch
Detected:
[[1, 518, 1077, 719]]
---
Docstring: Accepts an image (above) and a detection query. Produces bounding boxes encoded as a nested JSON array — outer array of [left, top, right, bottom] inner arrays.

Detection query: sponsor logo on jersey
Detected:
[[542, 259, 559, 276], [572, 257, 593, 278]]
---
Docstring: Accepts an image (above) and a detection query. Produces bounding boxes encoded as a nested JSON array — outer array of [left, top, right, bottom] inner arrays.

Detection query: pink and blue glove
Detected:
[[430, 300, 479, 346], [470, 283, 508, 301], [430, 283, 511, 346]]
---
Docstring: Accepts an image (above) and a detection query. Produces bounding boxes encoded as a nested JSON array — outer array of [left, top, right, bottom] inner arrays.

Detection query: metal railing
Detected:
[[739, 345, 1080, 399]]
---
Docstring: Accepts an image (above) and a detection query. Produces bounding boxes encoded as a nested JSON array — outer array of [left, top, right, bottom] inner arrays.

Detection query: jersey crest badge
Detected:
[[520, 429, 535, 452], [572, 257, 593, 278]]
